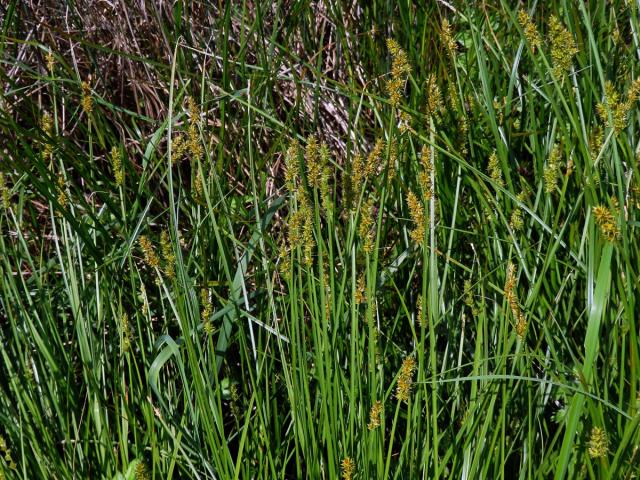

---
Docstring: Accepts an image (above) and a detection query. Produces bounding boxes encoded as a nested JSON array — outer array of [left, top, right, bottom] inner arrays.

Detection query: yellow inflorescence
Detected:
[[81, 80, 93, 114], [505, 263, 527, 338], [139, 235, 160, 269], [160, 231, 175, 279], [509, 192, 526, 232], [395, 356, 417, 402], [200, 288, 214, 334], [488, 151, 504, 188], [341, 457, 355, 480], [596, 79, 640, 134], [41, 112, 54, 158], [425, 75, 444, 120], [358, 197, 376, 254], [355, 274, 366, 305], [544, 145, 561, 194], [0, 173, 9, 210], [418, 145, 433, 200], [441, 19, 457, 57], [46, 50, 55, 73], [518, 10, 541, 51], [588, 427, 609, 459], [407, 190, 425, 246], [593, 204, 620, 242], [366, 138, 385, 180], [549, 16, 578, 80], [111, 146, 124, 187], [306, 135, 321, 188], [386, 38, 411, 107], [367, 400, 383, 430], [57, 176, 67, 208]]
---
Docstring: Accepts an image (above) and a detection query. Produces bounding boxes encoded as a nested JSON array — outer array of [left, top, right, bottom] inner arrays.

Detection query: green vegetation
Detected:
[[1, 1, 639, 478]]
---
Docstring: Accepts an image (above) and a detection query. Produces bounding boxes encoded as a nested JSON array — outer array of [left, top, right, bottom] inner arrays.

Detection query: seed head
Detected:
[[487, 151, 504, 188], [395, 356, 417, 402], [593, 204, 620, 242], [549, 16, 578, 80], [355, 274, 366, 305], [358, 197, 376, 254], [425, 75, 444, 120], [407, 190, 425, 246], [518, 10, 541, 51], [0, 173, 10, 210], [139, 235, 160, 269], [441, 19, 457, 57], [386, 38, 411, 107], [341, 457, 355, 480], [46, 50, 55, 73], [111, 146, 124, 187], [81, 80, 93, 114], [588, 427, 609, 459], [368, 400, 383, 430]]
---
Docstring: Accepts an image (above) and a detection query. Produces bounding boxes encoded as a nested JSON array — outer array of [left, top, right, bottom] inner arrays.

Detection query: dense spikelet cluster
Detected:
[[366, 138, 385, 179], [355, 274, 366, 305], [306, 135, 321, 188], [111, 146, 124, 187], [441, 19, 457, 57], [593, 205, 620, 242], [548, 16, 578, 80], [386, 38, 411, 107], [46, 50, 55, 73], [139, 235, 160, 269], [160, 231, 175, 279], [505, 263, 527, 338], [119, 313, 133, 352], [544, 145, 561, 194], [200, 289, 214, 334], [134, 461, 150, 480], [588, 427, 609, 458], [387, 138, 398, 181], [187, 97, 204, 162], [285, 140, 300, 191], [57, 176, 67, 208], [417, 294, 426, 327], [418, 145, 433, 200], [341, 457, 355, 480], [0, 173, 10, 210], [0, 434, 16, 470], [596, 80, 640, 133], [367, 400, 383, 430], [81, 80, 93, 114], [358, 197, 376, 254], [425, 75, 444, 120], [407, 191, 425, 245], [518, 10, 541, 51], [488, 151, 504, 188], [509, 192, 526, 231], [41, 112, 54, 158], [395, 356, 417, 402], [319, 143, 333, 212]]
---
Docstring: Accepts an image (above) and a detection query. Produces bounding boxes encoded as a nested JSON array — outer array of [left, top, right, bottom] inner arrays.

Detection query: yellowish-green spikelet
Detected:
[[367, 400, 383, 430], [417, 293, 426, 327], [200, 289, 214, 334], [119, 313, 133, 352], [187, 97, 203, 161], [160, 231, 175, 279], [395, 356, 416, 402], [341, 457, 355, 480], [407, 190, 425, 246], [278, 242, 291, 278], [504, 263, 527, 338], [285, 140, 300, 192], [387, 138, 398, 181], [441, 19, 457, 57], [81, 80, 93, 114], [386, 38, 411, 107], [139, 235, 160, 269], [548, 15, 578, 80], [418, 145, 433, 200], [305, 135, 321, 188], [509, 192, 526, 231], [425, 75, 444, 120], [518, 10, 541, 51], [593, 204, 620, 242], [0, 173, 10, 210], [588, 427, 609, 458], [544, 145, 561, 194], [0, 434, 16, 470], [57, 176, 67, 208], [41, 112, 54, 158], [302, 214, 315, 267], [358, 197, 376, 254], [355, 273, 366, 305], [487, 151, 504, 188], [134, 461, 150, 480], [366, 138, 385, 179], [351, 152, 365, 196], [46, 50, 55, 73], [111, 146, 124, 187], [596, 79, 640, 133]]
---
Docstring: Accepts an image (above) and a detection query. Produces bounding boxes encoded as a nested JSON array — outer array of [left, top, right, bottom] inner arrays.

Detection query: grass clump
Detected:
[[0, 1, 639, 479]]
